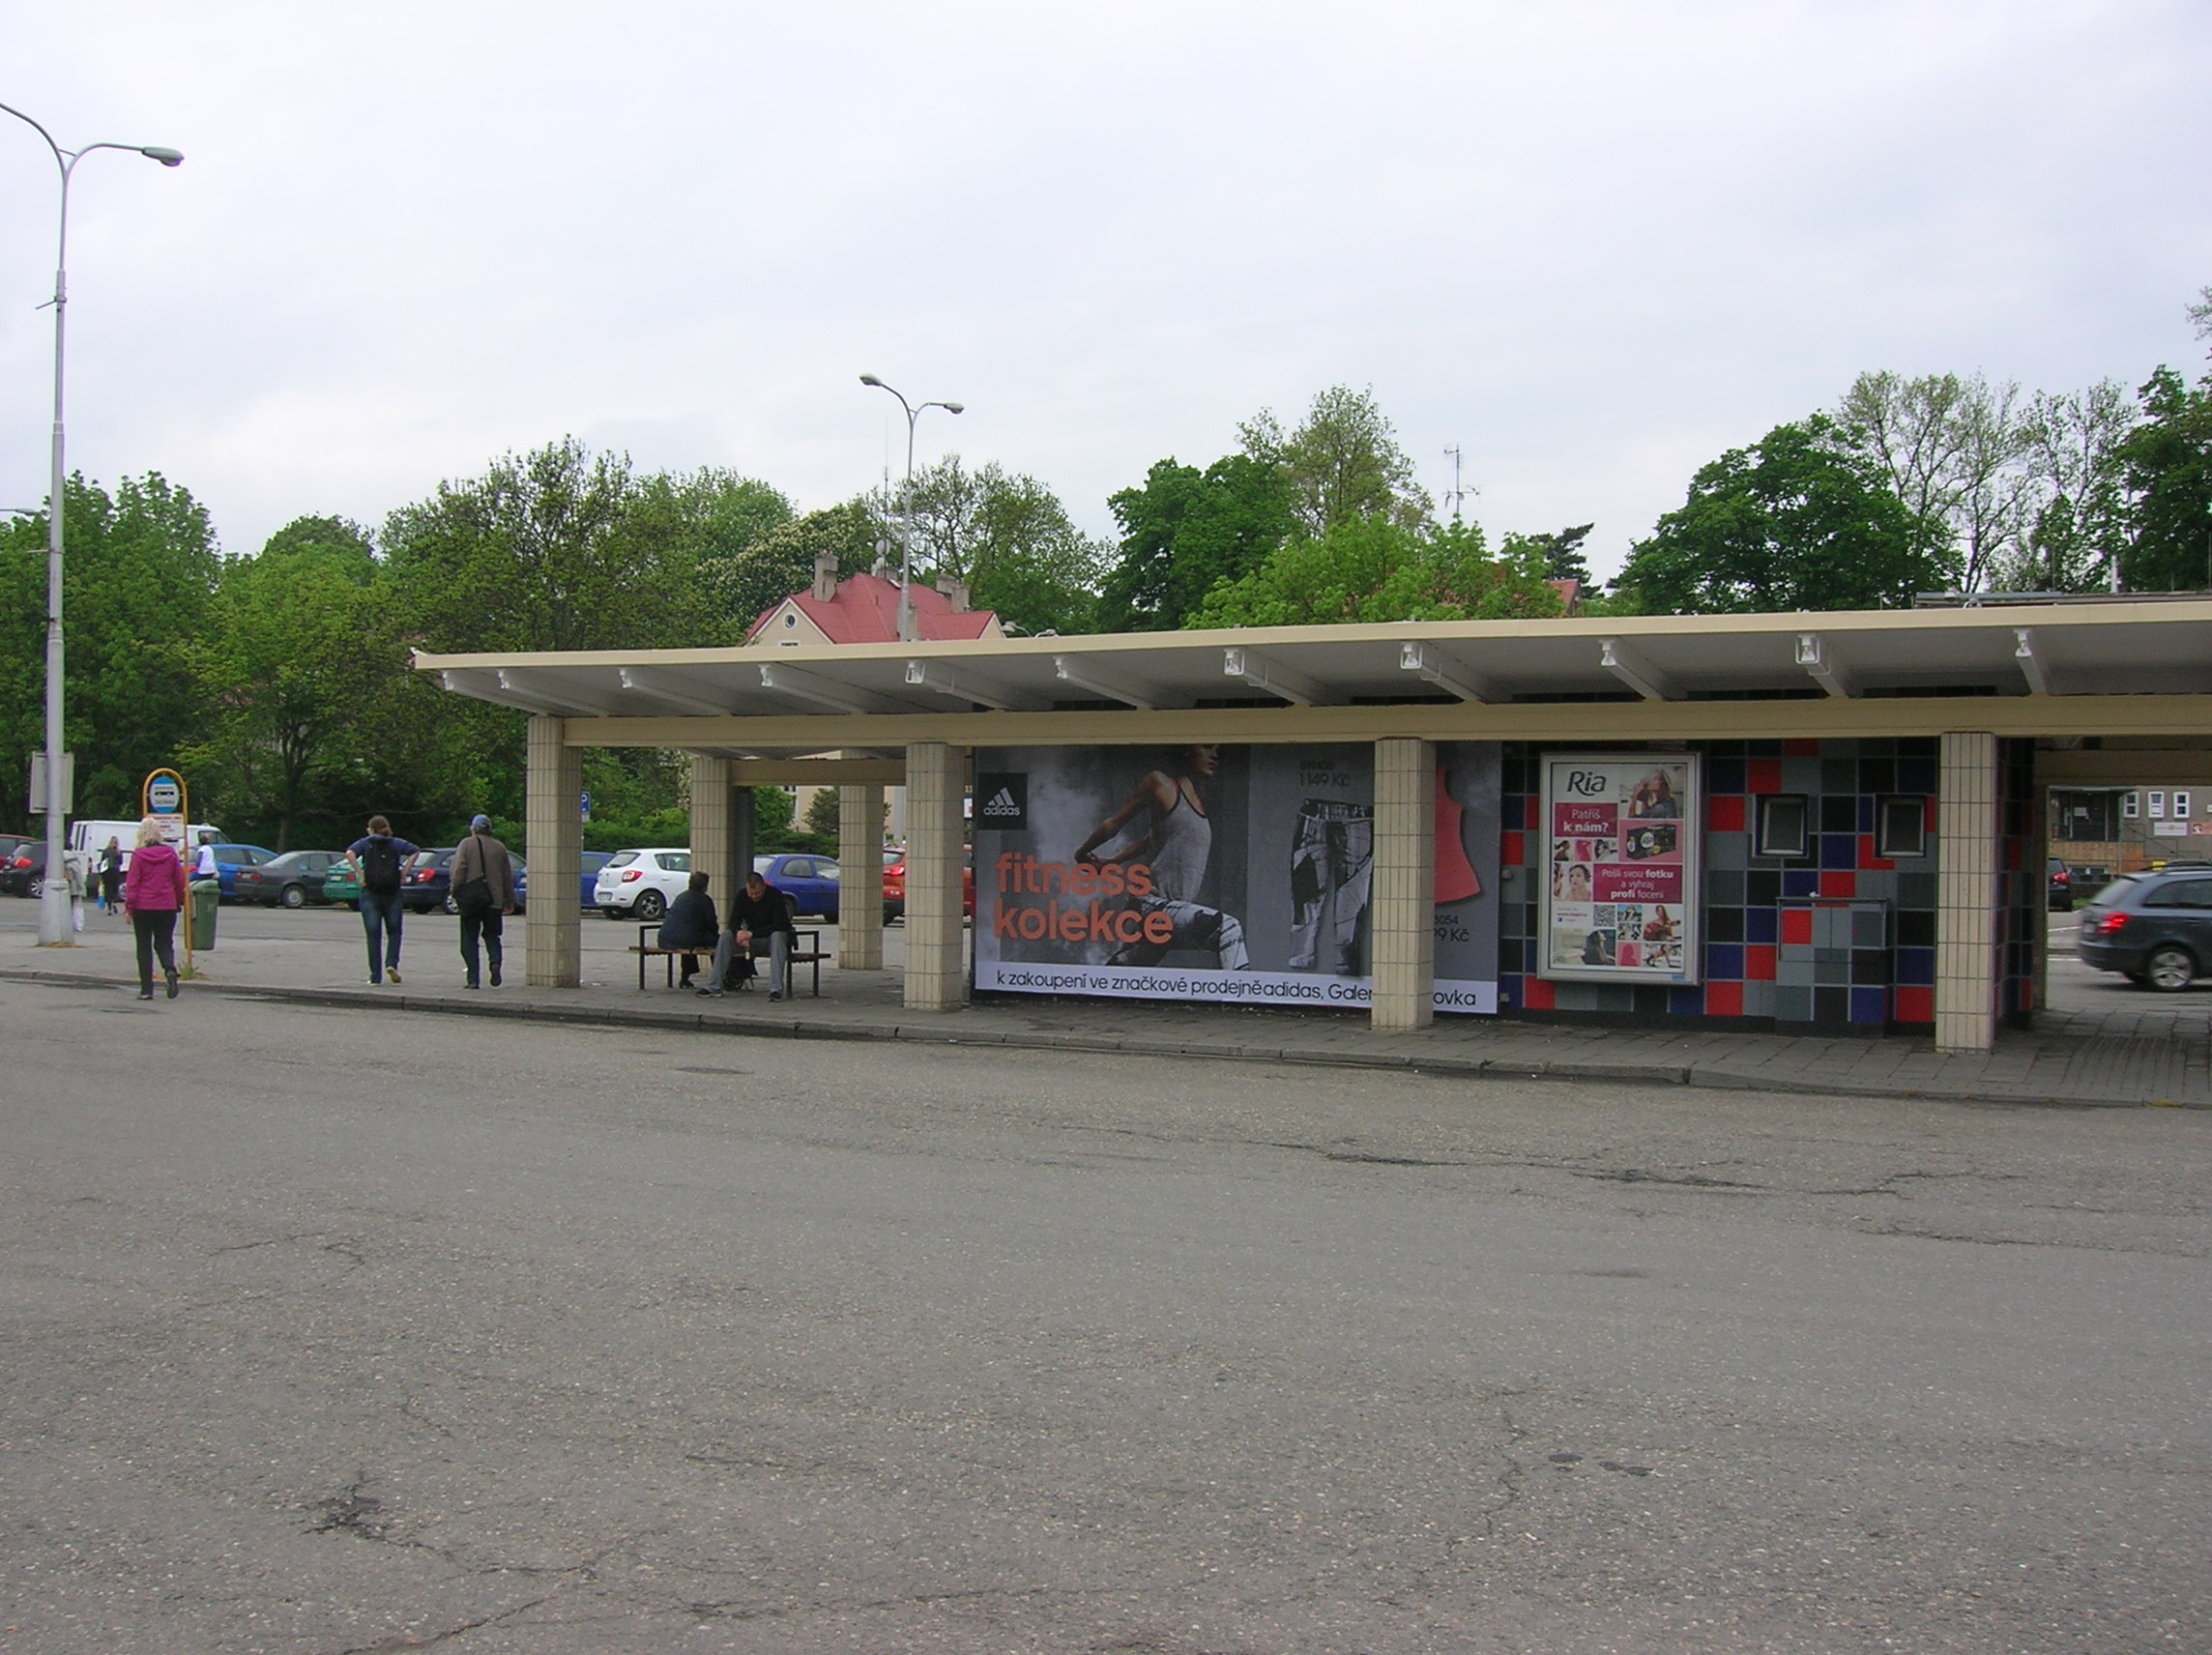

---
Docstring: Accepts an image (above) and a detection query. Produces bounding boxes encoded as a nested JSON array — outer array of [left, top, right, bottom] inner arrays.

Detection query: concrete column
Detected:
[[838, 783, 885, 971], [688, 755, 738, 905], [1371, 739, 1436, 1032], [1936, 731, 2000, 1054], [525, 715, 582, 989], [904, 741, 967, 1010]]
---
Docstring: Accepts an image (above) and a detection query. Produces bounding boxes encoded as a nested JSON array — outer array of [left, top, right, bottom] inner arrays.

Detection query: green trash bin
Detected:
[[188, 879, 220, 951]]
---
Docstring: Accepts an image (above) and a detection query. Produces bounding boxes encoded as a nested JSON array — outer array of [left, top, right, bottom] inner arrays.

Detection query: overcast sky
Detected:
[[3, 1, 2207, 582]]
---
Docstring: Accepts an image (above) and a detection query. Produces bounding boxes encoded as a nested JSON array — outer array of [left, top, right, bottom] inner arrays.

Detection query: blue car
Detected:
[[202, 844, 276, 902], [580, 851, 613, 911], [752, 853, 840, 921]]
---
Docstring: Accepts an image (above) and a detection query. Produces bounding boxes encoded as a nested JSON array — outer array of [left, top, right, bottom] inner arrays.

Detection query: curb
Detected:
[[0, 965, 2186, 1111]]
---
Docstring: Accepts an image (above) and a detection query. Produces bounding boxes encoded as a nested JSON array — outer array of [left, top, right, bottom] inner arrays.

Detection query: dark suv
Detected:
[[2076, 864, 2212, 992]]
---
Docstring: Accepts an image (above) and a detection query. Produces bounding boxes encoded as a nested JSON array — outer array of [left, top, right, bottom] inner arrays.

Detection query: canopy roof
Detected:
[[421, 601, 2212, 732]]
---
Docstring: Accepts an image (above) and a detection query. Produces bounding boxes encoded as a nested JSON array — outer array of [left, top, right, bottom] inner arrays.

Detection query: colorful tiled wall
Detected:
[[1498, 739, 1972, 1033]]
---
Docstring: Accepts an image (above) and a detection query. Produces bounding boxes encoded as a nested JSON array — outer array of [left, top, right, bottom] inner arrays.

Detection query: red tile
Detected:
[[1501, 830, 1525, 867], [1705, 980, 1744, 1017], [1894, 985, 1933, 1023], [1748, 759, 1782, 794], [1785, 739, 1819, 757], [1527, 797, 1540, 832], [1780, 909, 1814, 947], [1857, 834, 1893, 871], [1819, 871, 1857, 899], [1745, 944, 1777, 980], [1523, 975, 1557, 1010], [1709, 796, 1745, 832]]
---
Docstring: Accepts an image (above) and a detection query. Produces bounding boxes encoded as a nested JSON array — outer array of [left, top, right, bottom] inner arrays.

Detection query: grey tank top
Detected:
[[1148, 790, 1211, 902]]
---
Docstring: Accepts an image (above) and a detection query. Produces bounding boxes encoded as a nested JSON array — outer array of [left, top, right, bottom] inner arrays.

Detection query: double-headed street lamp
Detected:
[[858, 374, 962, 643], [1, 102, 182, 944]]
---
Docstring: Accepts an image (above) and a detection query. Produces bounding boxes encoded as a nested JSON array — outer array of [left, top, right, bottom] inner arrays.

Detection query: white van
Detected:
[[67, 818, 223, 874]]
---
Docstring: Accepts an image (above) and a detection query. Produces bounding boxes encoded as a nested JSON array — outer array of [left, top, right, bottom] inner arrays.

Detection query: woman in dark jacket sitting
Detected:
[[657, 871, 719, 989]]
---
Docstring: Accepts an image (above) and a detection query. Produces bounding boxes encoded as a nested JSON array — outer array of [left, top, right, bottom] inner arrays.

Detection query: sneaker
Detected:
[[367, 976, 382, 986], [136, 988, 154, 1001], [465, 979, 480, 990], [769, 991, 783, 1002], [165, 971, 179, 1000], [387, 968, 402, 984], [696, 986, 721, 998], [489, 963, 502, 988]]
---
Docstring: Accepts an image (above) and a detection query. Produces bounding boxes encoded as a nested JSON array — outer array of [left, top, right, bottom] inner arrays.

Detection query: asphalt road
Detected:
[[1, 978, 2207, 1654]]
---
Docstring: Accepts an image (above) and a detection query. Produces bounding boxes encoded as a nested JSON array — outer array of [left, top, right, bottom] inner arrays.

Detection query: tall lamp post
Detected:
[[1, 102, 182, 944], [858, 374, 962, 643]]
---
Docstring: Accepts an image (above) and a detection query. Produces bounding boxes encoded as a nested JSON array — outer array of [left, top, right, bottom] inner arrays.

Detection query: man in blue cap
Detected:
[[450, 813, 515, 988]]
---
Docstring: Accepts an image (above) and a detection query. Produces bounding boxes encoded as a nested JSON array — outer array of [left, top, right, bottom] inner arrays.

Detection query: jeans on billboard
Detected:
[[1289, 799, 1373, 972], [1108, 896, 1250, 971], [360, 888, 405, 982]]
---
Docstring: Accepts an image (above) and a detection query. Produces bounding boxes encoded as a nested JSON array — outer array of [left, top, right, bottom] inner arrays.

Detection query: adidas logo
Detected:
[[983, 788, 1018, 813]]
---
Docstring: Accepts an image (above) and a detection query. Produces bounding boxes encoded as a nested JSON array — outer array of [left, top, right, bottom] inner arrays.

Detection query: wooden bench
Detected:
[[629, 924, 825, 996]]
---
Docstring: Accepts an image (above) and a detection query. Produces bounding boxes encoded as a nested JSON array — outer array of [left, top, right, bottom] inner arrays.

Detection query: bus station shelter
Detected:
[[417, 598, 2212, 1055]]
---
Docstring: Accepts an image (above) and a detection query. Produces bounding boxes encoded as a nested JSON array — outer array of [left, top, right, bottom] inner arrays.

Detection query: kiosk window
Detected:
[[1755, 795, 1811, 858], [1877, 796, 1928, 859]]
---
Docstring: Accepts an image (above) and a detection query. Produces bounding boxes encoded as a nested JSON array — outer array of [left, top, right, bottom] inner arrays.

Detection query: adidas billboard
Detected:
[[974, 772, 1029, 830]]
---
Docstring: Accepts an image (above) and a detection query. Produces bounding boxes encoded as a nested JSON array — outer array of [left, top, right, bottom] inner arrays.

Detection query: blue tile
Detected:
[[1745, 907, 1778, 944], [1895, 946, 1935, 986], [1858, 796, 1877, 833], [1782, 868, 1820, 897], [1670, 985, 1705, 1016], [1849, 986, 1888, 1024], [1705, 943, 1744, 980], [1820, 833, 1858, 869]]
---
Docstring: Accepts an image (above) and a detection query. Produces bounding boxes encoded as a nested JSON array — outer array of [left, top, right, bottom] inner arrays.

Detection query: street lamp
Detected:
[[1, 102, 183, 944], [858, 374, 963, 643]]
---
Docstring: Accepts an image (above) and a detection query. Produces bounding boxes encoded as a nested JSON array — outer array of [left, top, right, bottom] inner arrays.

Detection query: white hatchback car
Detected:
[[593, 847, 692, 919]]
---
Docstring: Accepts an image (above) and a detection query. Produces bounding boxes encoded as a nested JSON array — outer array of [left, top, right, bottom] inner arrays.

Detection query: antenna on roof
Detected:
[[872, 464, 893, 577], [1442, 446, 1474, 521]]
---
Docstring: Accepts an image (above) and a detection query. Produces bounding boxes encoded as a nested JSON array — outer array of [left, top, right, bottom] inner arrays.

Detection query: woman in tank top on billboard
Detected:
[[1073, 744, 1249, 970]]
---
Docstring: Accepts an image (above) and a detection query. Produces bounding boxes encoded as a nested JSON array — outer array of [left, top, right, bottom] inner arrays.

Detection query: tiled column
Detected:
[[1371, 739, 1436, 1031], [904, 742, 967, 1010], [838, 784, 885, 970], [1936, 731, 1999, 1054], [688, 755, 737, 904], [525, 715, 582, 989]]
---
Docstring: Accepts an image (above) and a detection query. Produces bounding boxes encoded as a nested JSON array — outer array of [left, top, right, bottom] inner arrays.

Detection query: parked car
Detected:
[[233, 850, 343, 908], [203, 844, 278, 901], [0, 834, 34, 897], [2076, 863, 2212, 991], [594, 848, 691, 920], [579, 850, 614, 911], [323, 858, 362, 910], [881, 846, 975, 923], [753, 853, 840, 921], [400, 848, 458, 914]]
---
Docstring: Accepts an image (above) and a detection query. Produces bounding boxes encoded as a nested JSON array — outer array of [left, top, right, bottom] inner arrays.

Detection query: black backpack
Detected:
[[360, 837, 403, 895]]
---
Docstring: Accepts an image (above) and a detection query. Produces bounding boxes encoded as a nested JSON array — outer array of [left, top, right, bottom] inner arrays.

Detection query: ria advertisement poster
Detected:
[[973, 743, 1502, 1014], [1538, 752, 1701, 985]]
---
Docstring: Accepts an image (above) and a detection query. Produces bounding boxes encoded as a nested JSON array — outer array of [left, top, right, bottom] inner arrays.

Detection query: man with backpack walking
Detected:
[[449, 814, 515, 989], [346, 815, 419, 985]]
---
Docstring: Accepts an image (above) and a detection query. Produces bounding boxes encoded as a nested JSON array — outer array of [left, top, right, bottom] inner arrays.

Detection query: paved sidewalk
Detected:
[[7, 903, 2206, 1109]]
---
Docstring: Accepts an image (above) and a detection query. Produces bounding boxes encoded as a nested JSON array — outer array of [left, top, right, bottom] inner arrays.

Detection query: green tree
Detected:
[[642, 469, 797, 640], [2117, 365, 2212, 591], [1239, 385, 1432, 537], [1612, 418, 1941, 614], [1502, 523, 1594, 586], [182, 519, 402, 850], [1833, 370, 2031, 592], [1188, 517, 1564, 628], [0, 473, 219, 828], [382, 437, 710, 654], [2003, 380, 2136, 593], [735, 501, 886, 635], [898, 456, 1105, 635], [1097, 453, 1297, 631]]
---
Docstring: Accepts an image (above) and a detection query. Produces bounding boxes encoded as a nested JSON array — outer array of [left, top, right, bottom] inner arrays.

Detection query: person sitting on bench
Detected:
[[702, 869, 798, 1001], [658, 870, 719, 989]]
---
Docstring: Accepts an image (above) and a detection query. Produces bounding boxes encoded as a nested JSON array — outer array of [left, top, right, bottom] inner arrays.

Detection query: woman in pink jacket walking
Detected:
[[122, 817, 188, 1001]]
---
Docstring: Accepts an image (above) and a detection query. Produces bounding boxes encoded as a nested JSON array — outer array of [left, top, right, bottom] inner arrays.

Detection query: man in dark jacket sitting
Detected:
[[658, 871, 719, 989], [702, 869, 798, 1001]]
